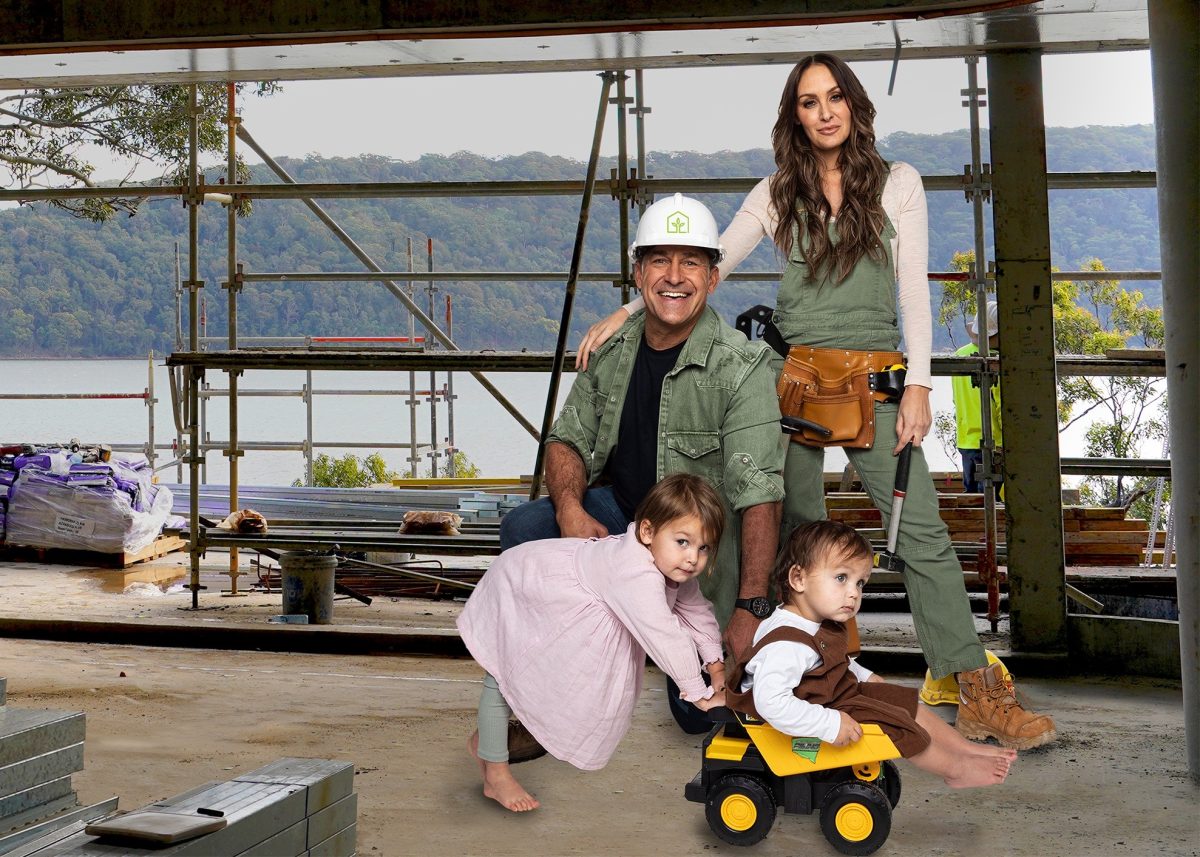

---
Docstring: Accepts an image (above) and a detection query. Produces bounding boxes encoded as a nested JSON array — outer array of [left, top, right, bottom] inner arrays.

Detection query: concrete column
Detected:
[[986, 50, 1067, 652], [1149, 0, 1199, 782]]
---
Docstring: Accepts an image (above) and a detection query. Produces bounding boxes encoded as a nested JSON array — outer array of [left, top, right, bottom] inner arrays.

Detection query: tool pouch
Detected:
[[776, 346, 905, 448]]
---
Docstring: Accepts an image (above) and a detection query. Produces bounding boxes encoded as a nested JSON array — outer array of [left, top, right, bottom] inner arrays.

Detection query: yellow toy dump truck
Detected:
[[685, 707, 901, 855]]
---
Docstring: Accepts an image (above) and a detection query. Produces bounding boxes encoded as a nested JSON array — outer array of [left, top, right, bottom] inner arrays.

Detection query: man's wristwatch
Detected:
[[734, 596, 772, 619]]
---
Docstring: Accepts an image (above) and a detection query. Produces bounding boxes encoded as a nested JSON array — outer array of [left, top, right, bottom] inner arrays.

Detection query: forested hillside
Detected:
[[0, 125, 1158, 357]]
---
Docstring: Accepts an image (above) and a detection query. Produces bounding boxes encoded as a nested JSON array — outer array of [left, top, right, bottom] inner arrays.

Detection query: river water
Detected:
[[1, 358, 1102, 486]]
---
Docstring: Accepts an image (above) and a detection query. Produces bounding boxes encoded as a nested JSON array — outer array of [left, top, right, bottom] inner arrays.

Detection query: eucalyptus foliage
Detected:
[[0, 83, 278, 220]]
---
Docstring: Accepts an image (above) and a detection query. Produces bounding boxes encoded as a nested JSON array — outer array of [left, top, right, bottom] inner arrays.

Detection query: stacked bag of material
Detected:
[[0, 446, 173, 555]]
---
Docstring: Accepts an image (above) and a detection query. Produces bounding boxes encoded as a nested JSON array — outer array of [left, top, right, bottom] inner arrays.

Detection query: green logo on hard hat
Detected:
[[666, 211, 690, 235]]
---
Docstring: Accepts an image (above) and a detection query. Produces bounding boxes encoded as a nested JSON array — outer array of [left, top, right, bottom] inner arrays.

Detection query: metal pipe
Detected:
[[529, 71, 616, 500], [615, 71, 631, 305], [235, 124, 539, 441], [186, 84, 201, 609], [146, 354, 156, 469], [407, 237, 419, 478], [225, 82, 243, 595], [304, 370, 314, 486], [427, 236, 439, 479]]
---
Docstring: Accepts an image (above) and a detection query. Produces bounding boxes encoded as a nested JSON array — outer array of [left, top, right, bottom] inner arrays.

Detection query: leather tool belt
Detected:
[[776, 345, 905, 449]]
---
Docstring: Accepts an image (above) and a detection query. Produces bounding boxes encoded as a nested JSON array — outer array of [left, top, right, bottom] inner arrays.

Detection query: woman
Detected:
[[576, 54, 1055, 750]]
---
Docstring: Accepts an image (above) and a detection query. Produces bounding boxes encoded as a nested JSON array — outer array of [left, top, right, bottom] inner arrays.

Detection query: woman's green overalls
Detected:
[[773, 204, 988, 680]]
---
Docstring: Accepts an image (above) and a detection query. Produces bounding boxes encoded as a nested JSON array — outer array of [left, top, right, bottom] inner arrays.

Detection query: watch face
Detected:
[[740, 597, 772, 618]]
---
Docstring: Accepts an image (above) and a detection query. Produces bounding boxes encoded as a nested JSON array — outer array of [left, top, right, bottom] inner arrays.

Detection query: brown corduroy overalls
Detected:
[[726, 619, 931, 757]]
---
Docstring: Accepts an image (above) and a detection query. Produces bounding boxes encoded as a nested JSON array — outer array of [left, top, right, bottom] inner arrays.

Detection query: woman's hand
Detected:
[[574, 308, 630, 371], [894, 384, 932, 454]]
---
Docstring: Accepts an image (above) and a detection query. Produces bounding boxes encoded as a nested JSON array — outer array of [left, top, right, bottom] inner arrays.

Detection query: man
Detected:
[[499, 194, 785, 730], [951, 301, 1003, 494]]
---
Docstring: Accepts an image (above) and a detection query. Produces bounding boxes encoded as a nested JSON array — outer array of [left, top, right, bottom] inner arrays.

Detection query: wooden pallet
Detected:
[[0, 534, 186, 569]]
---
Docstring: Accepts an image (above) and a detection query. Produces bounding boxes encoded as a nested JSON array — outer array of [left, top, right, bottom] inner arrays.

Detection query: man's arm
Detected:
[[544, 441, 609, 539], [723, 500, 781, 659]]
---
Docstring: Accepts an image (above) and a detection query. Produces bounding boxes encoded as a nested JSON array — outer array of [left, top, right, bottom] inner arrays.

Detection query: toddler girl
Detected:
[[458, 473, 728, 812], [727, 520, 1017, 788]]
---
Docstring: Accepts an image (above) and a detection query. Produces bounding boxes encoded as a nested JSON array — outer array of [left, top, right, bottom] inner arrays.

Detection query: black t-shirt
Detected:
[[608, 337, 685, 520]]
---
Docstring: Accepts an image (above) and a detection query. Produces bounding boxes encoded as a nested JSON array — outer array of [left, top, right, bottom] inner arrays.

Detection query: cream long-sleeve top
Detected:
[[624, 162, 934, 388], [737, 607, 875, 742]]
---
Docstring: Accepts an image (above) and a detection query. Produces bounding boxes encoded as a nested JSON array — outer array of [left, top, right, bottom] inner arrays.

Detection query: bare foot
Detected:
[[468, 731, 540, 811], [943, 752, 1013, 789]]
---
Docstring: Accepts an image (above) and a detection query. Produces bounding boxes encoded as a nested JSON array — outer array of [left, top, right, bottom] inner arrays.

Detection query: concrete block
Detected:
[[0, 744, 84, 800], [306, 822, 355, 857], [306, 794, 356, 848], [0, 775, 74, 819], [0, 709, 85, 768]]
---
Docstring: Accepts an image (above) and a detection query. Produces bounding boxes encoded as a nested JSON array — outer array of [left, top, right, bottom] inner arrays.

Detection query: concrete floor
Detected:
[[0, 551, 1195, 856]]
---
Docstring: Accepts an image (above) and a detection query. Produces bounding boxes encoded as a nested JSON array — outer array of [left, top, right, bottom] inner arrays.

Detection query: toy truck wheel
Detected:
[[818, 781, 892, 856], [704, 775, 776, 846], [880, 760, 901, 808]]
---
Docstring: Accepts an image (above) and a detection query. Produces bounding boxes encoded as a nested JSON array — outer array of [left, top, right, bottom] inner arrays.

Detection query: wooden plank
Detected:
[[0, 535, 185, 569]]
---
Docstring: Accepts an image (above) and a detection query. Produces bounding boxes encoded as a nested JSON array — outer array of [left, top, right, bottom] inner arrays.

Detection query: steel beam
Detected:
[[987, 49, 1067, 653]]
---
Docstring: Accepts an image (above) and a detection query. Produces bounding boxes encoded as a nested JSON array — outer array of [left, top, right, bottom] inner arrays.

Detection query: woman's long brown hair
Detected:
[[769, 53, 889, 283]]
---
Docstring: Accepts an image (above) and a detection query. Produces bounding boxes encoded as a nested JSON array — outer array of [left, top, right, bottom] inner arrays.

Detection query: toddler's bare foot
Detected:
[[482, 760, 540, 812], [944, 751, 1012, 789], [469, 731, 540, 811]]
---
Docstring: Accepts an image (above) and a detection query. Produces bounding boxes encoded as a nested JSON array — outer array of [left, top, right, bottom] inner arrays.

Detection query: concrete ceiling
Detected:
[[0, 0, 1148, 88]]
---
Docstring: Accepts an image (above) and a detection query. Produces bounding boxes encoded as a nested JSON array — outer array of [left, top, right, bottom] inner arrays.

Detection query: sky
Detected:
[[215, 51, 1152, 169], [79, 51, 1154, 181]]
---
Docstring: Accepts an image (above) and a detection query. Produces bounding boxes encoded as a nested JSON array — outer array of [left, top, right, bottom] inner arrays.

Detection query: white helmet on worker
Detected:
[[628, 193, 725, 263], [968, 300, 999, 339]]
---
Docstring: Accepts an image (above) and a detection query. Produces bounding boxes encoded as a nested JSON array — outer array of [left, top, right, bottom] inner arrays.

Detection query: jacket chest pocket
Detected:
[[665, 431, 723, 486]]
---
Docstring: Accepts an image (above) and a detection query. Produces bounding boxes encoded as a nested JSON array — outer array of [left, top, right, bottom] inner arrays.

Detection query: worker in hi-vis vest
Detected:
[[951, 301, 1002, 494]]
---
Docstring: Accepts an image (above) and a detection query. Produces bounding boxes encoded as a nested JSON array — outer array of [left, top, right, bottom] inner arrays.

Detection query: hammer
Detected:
[[874, 441, 913, 573]]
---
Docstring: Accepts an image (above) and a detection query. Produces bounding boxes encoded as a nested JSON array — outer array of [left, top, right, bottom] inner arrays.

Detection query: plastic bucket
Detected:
[[279, 552, 337, 624]]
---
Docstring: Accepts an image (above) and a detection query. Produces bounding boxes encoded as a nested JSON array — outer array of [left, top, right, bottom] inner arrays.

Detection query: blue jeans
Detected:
[[960, 448, 983, 493], [498, 486, 630, 550]]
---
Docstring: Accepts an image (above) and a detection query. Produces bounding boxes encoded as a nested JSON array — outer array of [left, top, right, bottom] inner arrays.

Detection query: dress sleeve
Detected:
[[747, 641, 842, 741], [671, 580, 725, 667], [890, 163, 933, 388], [717, 177, 777, 282], [605, 566, 714, 702]]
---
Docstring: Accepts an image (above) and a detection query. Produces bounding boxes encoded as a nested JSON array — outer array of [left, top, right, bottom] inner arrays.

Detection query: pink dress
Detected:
[[457, 523, 724, 771]]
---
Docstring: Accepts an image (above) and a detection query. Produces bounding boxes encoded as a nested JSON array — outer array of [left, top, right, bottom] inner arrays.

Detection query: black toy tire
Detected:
[[704, 775, 776, 846], [818, 781, 892, 856], [880, 759, 902, 808]]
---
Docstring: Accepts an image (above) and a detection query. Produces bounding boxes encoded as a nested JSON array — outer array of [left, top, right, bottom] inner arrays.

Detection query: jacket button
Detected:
[[741, 456, 749, 464]]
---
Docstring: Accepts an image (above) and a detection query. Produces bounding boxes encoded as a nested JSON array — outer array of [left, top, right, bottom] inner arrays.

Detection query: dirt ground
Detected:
[[0, 554, 1196, 857]]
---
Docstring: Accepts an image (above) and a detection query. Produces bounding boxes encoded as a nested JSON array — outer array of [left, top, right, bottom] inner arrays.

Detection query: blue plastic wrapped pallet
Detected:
[[1, 448, 174, 554]]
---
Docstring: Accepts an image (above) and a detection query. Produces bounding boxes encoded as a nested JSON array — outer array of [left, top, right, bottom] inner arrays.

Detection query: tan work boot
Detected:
[[955, 662, 1056, 750]]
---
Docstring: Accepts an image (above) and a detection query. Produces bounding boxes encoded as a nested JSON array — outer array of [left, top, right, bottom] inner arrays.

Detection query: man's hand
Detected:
[[722, 608, 760, 663], [554, 502, 609, 540], [831, 711, 863, 747]]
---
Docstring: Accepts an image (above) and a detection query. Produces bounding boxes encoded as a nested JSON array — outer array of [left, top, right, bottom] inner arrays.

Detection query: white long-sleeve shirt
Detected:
[[624, 162, 934, 388], [737, 608, 874, 743]]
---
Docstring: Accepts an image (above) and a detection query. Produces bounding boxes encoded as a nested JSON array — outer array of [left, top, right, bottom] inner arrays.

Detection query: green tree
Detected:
[[432, 451, 481, 479], [0, 83, 278, 221], [936, 249, 986, 350], [939, 254, 1167, 513], [295, 452, 398, 488]]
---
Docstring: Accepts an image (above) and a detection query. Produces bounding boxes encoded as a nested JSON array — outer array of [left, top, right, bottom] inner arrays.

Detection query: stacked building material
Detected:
[[1, 450, 174, 555], [2, 757, 355, 855], [0, 678, 87, 837]]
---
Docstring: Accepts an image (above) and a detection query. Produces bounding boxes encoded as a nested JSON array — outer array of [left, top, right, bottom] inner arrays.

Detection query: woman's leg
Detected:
[[848, 404, 987, 679], [470, 674, 540, 811], [782, 438, 828, 533]]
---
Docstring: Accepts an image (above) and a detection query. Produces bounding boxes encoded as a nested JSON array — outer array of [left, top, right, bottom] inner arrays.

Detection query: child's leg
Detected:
[[903, 704, 1016, 789], [470, 674, 540, 811]]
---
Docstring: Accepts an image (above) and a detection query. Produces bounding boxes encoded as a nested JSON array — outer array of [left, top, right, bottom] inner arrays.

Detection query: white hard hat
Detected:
[[628, 193, 725, 262], [968, 301, 999, 338]]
